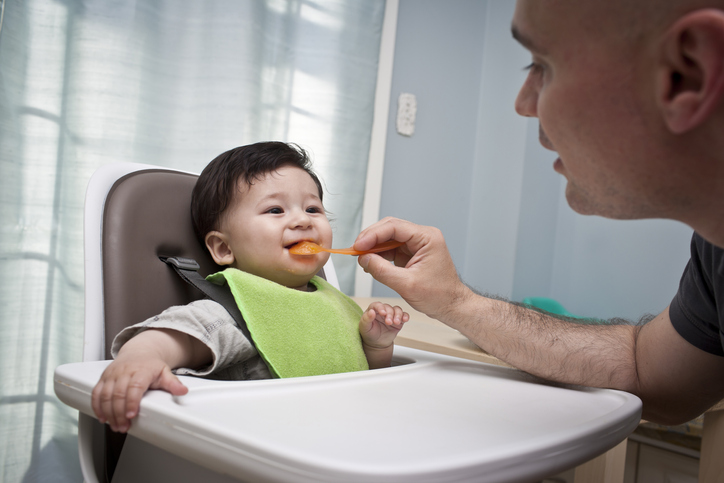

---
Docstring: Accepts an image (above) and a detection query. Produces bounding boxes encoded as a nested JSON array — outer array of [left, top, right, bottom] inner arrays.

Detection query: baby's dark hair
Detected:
[[191, 141, 323, 244]]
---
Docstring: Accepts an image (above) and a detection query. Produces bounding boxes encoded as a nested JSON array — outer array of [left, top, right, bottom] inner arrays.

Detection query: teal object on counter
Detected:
[[521, 297, 603, 324]]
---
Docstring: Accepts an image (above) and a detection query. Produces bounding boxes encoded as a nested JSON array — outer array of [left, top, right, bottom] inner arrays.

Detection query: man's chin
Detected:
[[565, 185, 649, 220], [564, 185, 607, 217]]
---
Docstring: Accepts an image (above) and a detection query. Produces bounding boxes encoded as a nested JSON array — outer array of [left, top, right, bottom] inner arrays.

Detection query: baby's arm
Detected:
[[359, 302, 409, 369], [91, 328, 212, 433]]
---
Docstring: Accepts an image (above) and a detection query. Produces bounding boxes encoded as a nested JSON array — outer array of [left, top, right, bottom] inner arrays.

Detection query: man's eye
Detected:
[[523, 62, 544, 75]]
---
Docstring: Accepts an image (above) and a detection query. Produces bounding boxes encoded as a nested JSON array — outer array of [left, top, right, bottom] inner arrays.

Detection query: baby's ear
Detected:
[[205, 231, 235, 266]]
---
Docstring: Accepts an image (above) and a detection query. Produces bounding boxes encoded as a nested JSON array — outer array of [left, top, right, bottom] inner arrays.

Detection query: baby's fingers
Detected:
[[123, 376, 149, 423], [92, 373, 132, 432], [110, 378, 134, 432], [360, 307, 377, 331], [91, 380, 108, 423], [115, 368, 181, 431], [153, 366, 189, 397], [376, 304, 408, 326], [391, 306, 410, 327]]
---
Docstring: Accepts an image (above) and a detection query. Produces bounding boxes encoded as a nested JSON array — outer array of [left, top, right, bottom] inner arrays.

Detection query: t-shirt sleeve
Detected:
[[110, 299, 271, 379], [669, 233, 724, 356]]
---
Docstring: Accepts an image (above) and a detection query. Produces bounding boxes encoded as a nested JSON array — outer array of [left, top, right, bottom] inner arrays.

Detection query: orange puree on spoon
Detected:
[[288, 240, 404, 256]]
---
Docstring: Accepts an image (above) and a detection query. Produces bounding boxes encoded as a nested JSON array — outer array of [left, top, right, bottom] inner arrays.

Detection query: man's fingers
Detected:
[[360, 253, 408, 292], [355, 217, 412, 251]]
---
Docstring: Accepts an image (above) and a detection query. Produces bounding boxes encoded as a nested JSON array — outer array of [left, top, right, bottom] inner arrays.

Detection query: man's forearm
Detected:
[[443, 289, 642, 392]]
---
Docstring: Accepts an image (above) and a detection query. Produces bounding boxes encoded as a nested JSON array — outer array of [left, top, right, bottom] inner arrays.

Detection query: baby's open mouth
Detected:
[[286, 240, 312, 250]]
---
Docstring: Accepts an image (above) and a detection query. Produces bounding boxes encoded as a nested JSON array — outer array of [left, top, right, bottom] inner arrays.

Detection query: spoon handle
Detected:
[[325, 240, 404, 255]]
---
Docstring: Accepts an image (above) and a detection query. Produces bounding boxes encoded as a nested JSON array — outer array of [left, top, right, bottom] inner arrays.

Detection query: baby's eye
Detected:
[[267, 207, 283, 214], [306, 206, 323, 214]]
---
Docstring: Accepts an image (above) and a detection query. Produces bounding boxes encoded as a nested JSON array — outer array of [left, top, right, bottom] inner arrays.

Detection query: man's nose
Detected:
[[515, 75, 538, 118]]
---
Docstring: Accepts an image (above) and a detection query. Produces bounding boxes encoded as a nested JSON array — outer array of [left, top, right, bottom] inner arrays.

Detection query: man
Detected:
[[353, 0, 724, 425]]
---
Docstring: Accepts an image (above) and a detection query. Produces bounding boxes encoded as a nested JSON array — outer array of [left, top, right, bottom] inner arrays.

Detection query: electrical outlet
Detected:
[[396, 93, 417, 136]]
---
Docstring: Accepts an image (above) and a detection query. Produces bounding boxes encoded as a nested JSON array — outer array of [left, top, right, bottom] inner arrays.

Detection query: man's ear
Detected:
[[205, 231, 235, 266], [657, 9, 724, 134]]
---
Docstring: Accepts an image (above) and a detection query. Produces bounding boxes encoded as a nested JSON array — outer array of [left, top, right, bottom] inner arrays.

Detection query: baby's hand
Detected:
[[359, 302, 409, 350], [91, 353, 187, 433]]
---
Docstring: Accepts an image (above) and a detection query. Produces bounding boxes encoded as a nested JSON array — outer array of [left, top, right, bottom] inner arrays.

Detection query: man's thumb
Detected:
[[359, 254, 401, 288]]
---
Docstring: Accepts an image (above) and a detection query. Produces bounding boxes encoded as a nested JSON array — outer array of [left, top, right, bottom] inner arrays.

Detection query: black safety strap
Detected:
[[159, 256, 256, 348]]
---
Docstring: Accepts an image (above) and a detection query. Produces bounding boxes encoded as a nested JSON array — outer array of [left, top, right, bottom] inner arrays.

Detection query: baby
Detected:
[[92, 141, 408, 433]]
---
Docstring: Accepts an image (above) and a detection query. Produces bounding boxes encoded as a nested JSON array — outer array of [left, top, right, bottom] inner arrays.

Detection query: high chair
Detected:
[[55, 163, 643, 483]]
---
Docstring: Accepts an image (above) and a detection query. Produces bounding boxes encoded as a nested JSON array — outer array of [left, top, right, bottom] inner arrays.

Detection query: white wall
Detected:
[[374, 0, 694, 321]]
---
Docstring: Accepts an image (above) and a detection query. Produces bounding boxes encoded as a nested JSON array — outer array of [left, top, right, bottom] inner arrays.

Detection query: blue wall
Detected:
[[376, 0, 488, 274], [374, 0, 693, 321]]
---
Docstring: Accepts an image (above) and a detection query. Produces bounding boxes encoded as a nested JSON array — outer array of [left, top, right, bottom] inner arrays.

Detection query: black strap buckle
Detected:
[[160, 256, 200, 271], [158, 255, 260, 357]]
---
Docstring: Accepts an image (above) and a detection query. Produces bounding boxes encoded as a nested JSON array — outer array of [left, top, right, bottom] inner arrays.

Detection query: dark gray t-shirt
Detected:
[[670, 233, 724, 356]]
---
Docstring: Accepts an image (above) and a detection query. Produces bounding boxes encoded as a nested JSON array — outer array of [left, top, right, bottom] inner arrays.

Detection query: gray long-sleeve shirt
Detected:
[[111, 299, 272, 380]]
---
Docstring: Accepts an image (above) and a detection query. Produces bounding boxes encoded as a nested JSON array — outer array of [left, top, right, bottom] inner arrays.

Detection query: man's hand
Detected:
[[355, 217, 472, 321]]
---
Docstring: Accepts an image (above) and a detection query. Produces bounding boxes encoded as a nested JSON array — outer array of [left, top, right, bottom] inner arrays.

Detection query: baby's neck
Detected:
[[290, 281, 316, 292]]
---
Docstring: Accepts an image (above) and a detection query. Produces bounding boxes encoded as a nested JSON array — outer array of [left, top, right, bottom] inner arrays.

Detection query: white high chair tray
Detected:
[[55, 345, 641, 483]]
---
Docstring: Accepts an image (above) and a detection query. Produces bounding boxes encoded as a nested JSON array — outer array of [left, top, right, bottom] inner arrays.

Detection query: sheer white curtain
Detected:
[[0, 0, 385, 481]]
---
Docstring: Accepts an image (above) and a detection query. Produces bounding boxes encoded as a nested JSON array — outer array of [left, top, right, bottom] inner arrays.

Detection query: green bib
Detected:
[[206, 268, 369, 378]]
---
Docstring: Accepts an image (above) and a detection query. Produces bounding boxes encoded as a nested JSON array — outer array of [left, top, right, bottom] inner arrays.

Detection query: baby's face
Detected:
[[216, 165, 333, 289]]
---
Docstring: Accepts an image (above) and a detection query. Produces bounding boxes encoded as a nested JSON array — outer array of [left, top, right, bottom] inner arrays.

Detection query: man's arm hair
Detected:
[[472, 283, 656, 326]]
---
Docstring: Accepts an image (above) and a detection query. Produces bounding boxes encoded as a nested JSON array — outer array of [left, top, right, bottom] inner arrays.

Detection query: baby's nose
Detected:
[[290, 210, 312, 228]]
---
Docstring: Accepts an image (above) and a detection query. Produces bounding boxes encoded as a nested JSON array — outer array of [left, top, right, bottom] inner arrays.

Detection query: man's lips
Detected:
[[540, 139, 556, 151], [539, 124, 556, 151]]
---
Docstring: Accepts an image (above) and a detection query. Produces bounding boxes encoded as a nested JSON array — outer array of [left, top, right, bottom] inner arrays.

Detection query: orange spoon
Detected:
[[288, 240, 404, 256]]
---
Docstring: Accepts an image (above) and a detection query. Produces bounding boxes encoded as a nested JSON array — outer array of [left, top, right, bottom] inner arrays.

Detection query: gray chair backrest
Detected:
[[101, 169, 221, 358]]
